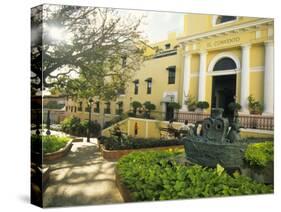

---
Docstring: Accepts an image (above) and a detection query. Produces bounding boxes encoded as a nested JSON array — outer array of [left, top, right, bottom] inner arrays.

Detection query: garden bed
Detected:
[[100, 143, 183, 160], [31, 135, 73, 163], [115, 168, 134, 202], [43, 141, 73, 162], [116, 151, 273, 202], [99, 136, 184, 160]]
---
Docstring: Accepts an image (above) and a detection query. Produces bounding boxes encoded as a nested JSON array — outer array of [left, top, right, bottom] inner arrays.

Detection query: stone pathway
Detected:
[[43, 138, 123, 207]]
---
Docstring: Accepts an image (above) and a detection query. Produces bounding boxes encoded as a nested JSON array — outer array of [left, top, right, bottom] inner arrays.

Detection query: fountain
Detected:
[[183, 108, 247, 169]]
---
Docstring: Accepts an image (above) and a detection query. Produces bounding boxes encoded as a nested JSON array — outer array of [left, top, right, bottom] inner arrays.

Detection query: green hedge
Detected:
[[117, 151, 273, 201], [100, 136, 183, 150], [244, 141, 273, 167], [31, 135, 70, 154], [61, 116, 101, 137]]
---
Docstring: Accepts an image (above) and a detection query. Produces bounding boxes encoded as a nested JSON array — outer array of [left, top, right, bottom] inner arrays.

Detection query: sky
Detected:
[[118, 9, 185, 43]]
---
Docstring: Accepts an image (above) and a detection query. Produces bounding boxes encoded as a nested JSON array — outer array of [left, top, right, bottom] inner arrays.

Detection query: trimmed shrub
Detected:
[[117, 151, 273, 201], [100, 136, 183, 150], [196, 101, 209, 110], [244, 141, 273, 167]]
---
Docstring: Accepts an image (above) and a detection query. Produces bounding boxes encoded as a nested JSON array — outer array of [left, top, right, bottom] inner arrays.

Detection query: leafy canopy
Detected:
[[31, 5, 146, 101]]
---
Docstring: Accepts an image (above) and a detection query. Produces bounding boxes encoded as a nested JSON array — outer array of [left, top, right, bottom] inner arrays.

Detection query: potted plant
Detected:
[[143, 101, 156, 119], [248, 95, 263, 115], [185, 95, 197, 112], [196, 101, 209, 112], [168, 102, 181, 111], [130, 101, 142, 116]]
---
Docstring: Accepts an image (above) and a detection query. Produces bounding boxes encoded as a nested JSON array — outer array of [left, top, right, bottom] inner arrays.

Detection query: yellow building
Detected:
[[65, 14, 274, 127]]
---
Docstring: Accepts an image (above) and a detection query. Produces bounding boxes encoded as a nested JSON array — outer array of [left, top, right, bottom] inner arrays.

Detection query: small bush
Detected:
[[117, 151, 273, 201], [244, 141, 273, 167], [101, 136, 183, 150], [61, 116, 101, 137], [196, 101, 209, 110]]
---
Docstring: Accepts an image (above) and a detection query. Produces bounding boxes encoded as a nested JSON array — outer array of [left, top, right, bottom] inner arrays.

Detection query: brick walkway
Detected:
[[43, 138, 123, 207]]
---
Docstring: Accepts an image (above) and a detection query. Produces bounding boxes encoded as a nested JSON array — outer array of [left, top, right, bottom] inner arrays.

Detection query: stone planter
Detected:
[[100, 144, 184, 161], [240, 161, 273, 184], [43, 140, 73, 163], [115, 168, 134, 202]]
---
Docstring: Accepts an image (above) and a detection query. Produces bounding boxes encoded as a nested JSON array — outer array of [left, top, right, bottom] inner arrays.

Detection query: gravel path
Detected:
[[43, 139, 123, 207]]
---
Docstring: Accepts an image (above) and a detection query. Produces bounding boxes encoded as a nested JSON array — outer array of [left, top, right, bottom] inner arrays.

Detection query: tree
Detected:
[[31, 5, 145, 101], [168, 102, 181, 110], [131, 101, 142, 116], [143, 101, 156, 119]]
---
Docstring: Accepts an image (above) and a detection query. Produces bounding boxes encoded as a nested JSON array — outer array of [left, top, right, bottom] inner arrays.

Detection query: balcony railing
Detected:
[[176, 112, 273, 130], [147, 111, 274, 131]]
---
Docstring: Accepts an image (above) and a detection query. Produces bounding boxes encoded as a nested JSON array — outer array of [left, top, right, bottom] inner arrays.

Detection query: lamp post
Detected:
[[46, 110, 51, 135], [87, 98, 94, 142]]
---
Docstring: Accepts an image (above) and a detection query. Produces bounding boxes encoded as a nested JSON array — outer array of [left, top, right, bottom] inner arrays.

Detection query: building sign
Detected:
[[207, 37, 240, 48]]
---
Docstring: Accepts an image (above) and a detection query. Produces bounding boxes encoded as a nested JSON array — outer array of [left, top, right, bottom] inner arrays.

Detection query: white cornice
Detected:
[[178, 18, 273, 43]]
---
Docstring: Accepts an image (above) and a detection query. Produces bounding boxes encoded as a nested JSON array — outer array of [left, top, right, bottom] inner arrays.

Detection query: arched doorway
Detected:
[[211, 57, 237, 120]]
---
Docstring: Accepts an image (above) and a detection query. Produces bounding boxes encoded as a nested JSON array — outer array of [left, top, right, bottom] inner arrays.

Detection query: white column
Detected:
[[240, 44, 251, 113], [198, 51, 207, 101], [180, 50, 191, 111], [263, 41, 274, 115]]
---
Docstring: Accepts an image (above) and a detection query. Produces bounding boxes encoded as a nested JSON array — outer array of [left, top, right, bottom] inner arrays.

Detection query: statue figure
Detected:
[[227, 116, 242, 143]]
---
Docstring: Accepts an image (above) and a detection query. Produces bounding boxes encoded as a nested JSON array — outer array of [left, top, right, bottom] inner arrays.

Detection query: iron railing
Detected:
[[147, 111, 274, 131]]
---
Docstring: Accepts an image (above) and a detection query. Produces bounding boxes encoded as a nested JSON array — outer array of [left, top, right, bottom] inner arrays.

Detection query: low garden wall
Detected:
[[100, 144, 183, 160], [43, 141, 73, 162], [115, 169, 134, 202], [241, 162, 273, 184], [102, 117, 184, 139]]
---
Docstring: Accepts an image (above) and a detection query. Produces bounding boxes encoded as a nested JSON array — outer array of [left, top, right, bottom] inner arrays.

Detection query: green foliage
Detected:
[[168, 102, 181, 110], [61, 116, 101, 137], [244, 141, 274, 167], [143, 101, 156, 111], [117, 151, 273, 201], [185, 95, 197, 111], [143, 101, 156, 118], [100, 136, 183, 150], [33, 6, 144, 96], [196, 101, 209, 110], [131, 101, 142, 114], [248, 95, 263, 114], [31, 135, 70, 154]]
